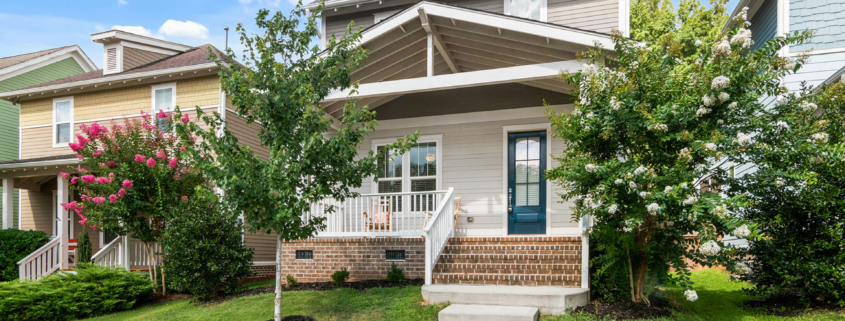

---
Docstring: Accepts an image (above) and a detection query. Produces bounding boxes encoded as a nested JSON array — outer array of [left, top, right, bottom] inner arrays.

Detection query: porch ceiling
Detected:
[[321, 3, 585, 119]]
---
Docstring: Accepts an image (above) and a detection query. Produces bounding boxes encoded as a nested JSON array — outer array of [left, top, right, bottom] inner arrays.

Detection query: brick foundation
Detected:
[[280, 238, 425, 283], [252, 265, 276, 277]]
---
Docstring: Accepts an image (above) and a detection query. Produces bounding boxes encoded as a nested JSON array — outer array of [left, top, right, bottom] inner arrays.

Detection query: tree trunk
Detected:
[[626, 249, 635, 301], [633, 253, 648, 303], [274, 235, 283, 321], [161, 262, 166, 296]]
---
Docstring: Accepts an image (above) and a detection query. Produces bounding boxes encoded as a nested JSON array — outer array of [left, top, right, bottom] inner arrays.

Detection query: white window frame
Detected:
[[504, 0, 547, 22], [371, 135, 443, 194], [374, 10, 401, 24], [151, 82, 177, 113], [52, 96, 74, 148]]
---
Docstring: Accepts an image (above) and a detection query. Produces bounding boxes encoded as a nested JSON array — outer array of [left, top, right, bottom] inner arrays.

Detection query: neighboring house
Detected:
[[0, 46, 97, 230], [298, 0, 627, 315], [0, 30, 276, 280], [720, 0, 843, 247]]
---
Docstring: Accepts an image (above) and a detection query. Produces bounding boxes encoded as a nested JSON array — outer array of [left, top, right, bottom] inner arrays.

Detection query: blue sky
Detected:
[[1, 0, 739, 69]]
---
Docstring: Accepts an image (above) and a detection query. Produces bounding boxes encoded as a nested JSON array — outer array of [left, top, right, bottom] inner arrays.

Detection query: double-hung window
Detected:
[[53, 97, 73, 147], [506, 0, 546, 21], [374, 136, 442, 212], [151, 83, 176, 131]]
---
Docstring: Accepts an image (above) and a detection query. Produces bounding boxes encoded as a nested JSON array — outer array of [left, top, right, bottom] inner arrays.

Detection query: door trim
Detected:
[[501, 123, 552, 236]]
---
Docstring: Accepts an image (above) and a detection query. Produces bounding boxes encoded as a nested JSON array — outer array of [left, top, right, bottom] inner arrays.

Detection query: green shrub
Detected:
[[0, 263, 153, 320], [76, 229, 92, 264], [286, 275, 299, 288], [161, 195, 254, 300], [331, 268, 350, 286], [386, 263, 405, 283], [0, 229, 49, 281]]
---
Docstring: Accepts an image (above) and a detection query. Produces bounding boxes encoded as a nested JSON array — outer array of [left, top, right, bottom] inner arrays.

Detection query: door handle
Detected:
[[507, 188, 513, 213]]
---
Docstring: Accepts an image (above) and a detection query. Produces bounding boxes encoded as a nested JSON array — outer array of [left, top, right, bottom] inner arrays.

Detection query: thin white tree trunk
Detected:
[[274, 235, 282, 321]]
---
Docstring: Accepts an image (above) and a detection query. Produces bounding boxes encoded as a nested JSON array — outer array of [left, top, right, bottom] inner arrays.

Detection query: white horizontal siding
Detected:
[[352, 105, 578, 237], [547, 0, 619, 33]]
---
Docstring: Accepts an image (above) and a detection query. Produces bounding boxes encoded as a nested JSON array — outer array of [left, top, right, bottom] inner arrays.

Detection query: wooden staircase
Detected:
[[432, 236, 583, 287]]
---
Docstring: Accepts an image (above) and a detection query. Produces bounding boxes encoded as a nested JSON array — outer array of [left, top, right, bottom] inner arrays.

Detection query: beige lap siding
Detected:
[[354, 106, 579, 237], [244, 231, 279, 262], [225, 110, 270, 160], [547, 0, 620, 34], [281, 238, 424, 283], [19, 189, 53, 233]]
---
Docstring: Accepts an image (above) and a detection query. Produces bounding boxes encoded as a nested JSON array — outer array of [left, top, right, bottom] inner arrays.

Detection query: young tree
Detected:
[[181, 5, 416, 320], [631, 0, 729, 58], [547, 9, 811, 303], [62, 111, 209, 295], [726, 82, 845, 305]]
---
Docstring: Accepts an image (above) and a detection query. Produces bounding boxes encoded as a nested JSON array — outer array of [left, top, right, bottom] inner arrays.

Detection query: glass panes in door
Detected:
[[514, 137, 541, 206]]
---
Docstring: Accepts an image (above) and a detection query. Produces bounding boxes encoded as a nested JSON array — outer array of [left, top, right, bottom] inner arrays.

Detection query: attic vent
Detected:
[[106, 48, 118, 72]]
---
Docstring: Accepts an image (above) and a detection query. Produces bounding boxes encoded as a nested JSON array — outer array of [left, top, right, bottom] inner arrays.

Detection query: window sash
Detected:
[[373, 140, 440, 194], [53, 99, 73, 145]]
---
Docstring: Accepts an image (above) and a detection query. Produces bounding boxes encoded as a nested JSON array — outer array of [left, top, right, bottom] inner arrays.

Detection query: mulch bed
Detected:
[[213, 278, 425, 303], [572, 294, 673, 320], [745, 292, 845, 317]]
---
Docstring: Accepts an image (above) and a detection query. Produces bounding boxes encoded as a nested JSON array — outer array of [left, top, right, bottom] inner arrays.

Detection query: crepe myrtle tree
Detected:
[[546, 8, 812, 303], [61, 110, 209, 295], [725, 82, 845, 305], [179, 4, 416, 320]]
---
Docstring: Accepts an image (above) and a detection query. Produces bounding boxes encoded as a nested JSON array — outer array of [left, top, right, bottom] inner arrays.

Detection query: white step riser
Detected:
[[439, 305, 538, 321], [423, 285, 589, 315]]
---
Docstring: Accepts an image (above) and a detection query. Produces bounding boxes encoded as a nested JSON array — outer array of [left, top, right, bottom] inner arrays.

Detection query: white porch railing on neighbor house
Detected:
[[18, 237, 62, 281], [93, 236, 161, 270], [307, 190, 450, 237], [423, 188, 456, 285]]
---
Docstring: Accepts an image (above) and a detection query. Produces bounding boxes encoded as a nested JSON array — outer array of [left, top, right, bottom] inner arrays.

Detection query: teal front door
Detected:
[[507, 131, 546, 234]]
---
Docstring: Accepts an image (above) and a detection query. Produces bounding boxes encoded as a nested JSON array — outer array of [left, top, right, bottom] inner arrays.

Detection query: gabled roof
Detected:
[[0, 44, 229, 102], [0, 45, 98, 79]]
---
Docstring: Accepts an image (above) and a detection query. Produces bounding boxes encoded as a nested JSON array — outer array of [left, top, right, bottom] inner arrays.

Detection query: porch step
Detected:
[[438, 304, 538, 321], [422, 284, 589, 315], [433, 273, 580, 287]]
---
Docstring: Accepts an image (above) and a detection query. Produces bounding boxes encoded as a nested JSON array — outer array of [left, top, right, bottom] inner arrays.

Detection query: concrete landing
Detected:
[[438, 304, 539, 321], [422, 284, 589, 315]]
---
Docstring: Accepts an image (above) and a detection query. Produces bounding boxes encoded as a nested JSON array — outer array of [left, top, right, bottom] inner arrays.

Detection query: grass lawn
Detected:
[[94, 270, 844, 321]]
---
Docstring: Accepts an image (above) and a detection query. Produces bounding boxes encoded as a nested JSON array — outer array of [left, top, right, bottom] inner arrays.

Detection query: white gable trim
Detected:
[[324, 60, 581, 102], [0, 46, 98, 82]]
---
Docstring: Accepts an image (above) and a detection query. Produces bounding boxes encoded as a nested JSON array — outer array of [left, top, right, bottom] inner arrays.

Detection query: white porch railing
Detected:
[[92, 236, 161, 270], [18, 237, 62, 281], [423, 188, 455, 285], [307, 190, 449, 237]]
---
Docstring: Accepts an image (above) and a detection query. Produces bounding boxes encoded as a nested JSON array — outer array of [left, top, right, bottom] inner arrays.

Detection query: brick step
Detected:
[[438, 259, 581, 265], [434, 273, 581, 281], [438, 253, 579, 261], [435, 268, 577, 275], [432, 274, 581, 287], [442, 249, 581, 256], [434, 263, 580, 271], [445, 241, 581, 246]]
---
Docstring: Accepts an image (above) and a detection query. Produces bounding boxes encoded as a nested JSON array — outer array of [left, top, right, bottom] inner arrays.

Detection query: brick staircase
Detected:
[[432, 236, 583, 287]]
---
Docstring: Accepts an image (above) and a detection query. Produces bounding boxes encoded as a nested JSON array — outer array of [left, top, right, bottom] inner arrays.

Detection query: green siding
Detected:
[[0, 57, 87, 228]]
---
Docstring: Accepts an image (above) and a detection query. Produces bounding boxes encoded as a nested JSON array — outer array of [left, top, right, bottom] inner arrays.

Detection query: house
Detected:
[[720, 0, 844, 247], [291, 0, 628, 315], [0, 30, 277, 280], [0, 46, 97, 230]]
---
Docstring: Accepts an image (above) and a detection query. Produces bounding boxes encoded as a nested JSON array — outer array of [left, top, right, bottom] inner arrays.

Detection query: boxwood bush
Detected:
[[0, 263, 153, 320], [0, 229, 49, 281]]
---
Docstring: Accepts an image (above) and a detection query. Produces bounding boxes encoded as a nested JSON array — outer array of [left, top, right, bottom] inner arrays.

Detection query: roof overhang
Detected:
[[0, 157, 80, 179], [0, 45, 98, 82], [0, 62, 222, 103], [721, 0, 764, 33], [91, 30, 194, 52]]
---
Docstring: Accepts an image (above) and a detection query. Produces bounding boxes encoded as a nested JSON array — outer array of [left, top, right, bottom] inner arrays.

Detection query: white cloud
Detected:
[[111, 25, 159, 38], [237, 0, 253, 3], [94, 24, 106, 32], [118, 0, 128, 5], [261, 0, 282, 7], [158, 20, 209, 40]]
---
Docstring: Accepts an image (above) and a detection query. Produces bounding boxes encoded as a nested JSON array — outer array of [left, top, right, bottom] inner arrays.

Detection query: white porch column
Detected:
[[2, 178, 13, 229], [57, 175, 69, 269], [426, 33, 433, 77], [122, 236, 130, 272]]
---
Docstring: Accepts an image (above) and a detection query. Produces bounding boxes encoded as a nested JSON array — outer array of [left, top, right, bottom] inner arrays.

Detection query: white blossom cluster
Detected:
[[685, 290, 699, 302], [704, 143, 717, 152], [713, 205, 729, 218], [783, 59, 796, 71], [687, 211, 698, 221], [736, 132, 751, 146], [650, 123, 668, 132], [733, 225, 750, 238], [679, 147, 692, 160], [610, 97, 621, 110], [713, 37, 732, 56], [608, 204, 618, 214], [634, 166, 648, 175], [664, 186, 673, 194], [775, 121, 789, 131], [699, 240, 722, 256], [680, 183, 688, 189], [810, 132, 829, 144], [647, 203, 660, 214], [696, 106, 712, 117], [777, 95, 788, 105], [585, 163, 599, 172], [728, 101, 738, 109], [731, 28, 753, 49], [695, 40, 703, 46], [614, 178, 624, 185], [703, 94, 717, 106], [639, 191, 652, 199], [775, 178, 784, 187], [734, 262, 751, 274], [718, 92, 730, 102], [800, 101, 818, 112], [711, 76, 730, 90], [683, 196, 698, 205], [628, 181, 638, 190]]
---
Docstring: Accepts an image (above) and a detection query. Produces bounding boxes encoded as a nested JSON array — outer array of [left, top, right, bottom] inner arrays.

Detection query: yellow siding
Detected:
[[18, 75, 221, 127], [20, 189, 53, 234], [20, 98, 52, 128], [20, 126, 71, 159], [226, 110, 269, 160], [177, 75, 219, 109]]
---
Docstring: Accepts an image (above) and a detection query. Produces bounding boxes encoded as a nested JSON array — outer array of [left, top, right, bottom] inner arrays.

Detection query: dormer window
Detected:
[[506, 0, 546, 22]]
